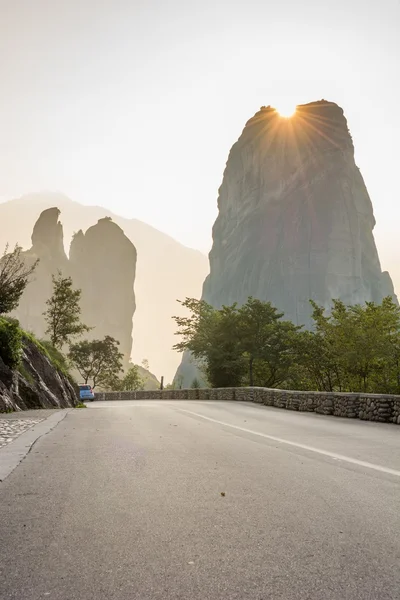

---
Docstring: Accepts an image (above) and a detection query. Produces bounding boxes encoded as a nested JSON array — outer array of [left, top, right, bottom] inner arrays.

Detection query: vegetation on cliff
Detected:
[[173, 296, 400, 394], [0, 244, 38, 317]]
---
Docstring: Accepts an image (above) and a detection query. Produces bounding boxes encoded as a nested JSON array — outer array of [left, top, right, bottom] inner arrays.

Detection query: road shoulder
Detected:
[[0, 409, 72, 482]]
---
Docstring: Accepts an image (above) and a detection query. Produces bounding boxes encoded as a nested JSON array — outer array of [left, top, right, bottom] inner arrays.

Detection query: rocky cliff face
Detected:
[[69, 218, 137, 366], [0, 337, 78, 412], [13, 208, 69, 337], [175, 100, 397, 385], [13, 210, 137, 367], [204, 100, 396, 317]]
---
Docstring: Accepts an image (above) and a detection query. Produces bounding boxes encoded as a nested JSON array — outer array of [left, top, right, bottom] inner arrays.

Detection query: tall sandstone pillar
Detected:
[[175, 100, 397, 386], [69, 217, 137, 367]]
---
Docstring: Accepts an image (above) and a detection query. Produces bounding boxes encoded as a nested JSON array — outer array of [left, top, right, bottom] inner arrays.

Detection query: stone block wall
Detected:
[[394, 399, 400, 425], [94, 387, 400, 425]]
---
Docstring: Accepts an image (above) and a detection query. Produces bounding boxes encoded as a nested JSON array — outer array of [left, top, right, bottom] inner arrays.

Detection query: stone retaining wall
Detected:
[[94, 387, 400, 425]]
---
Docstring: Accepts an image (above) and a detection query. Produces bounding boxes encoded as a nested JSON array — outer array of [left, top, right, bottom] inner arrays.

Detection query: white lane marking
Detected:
[[179, 410, 400, 478], [86, 404, 161, 408]]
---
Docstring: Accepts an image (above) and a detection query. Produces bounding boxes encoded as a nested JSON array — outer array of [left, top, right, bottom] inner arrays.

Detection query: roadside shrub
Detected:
[[0, 317, 23, 369]]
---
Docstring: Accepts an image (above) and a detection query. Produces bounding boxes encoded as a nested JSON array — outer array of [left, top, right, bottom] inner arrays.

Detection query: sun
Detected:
[[275, 103, 297, 118]]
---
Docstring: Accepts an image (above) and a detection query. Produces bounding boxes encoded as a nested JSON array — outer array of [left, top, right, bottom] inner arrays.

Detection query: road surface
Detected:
[[1, 400, 399, 600]]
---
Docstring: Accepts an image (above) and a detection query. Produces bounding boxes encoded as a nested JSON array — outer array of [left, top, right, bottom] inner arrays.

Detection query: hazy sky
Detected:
[[0, 0, 399, 283]]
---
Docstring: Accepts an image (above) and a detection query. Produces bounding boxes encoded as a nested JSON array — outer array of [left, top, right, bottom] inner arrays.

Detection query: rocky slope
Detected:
[[0, 336, 78, 412], [70, 218, 137, 367], [0, 194, 209, 382], [175, 100, 397, 385]]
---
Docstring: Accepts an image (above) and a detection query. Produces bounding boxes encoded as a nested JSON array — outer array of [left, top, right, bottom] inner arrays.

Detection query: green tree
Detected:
[[372, 296, 400, 394], [173, 295, 400, 394], [191, 377, 200, 388], [119, 364, 144, 391], [141, 358, 150, 371], [338, 297, 400, 393], [173, 298, 246, 387], [291, 329, 339, 391], [43, 271, 90, 349], [292, 301, 345, 392], [0, 244, 39, 315], [205, 304, 246, 387], [237, 297, 301, 387], [296, 297, 400, 394], [69, 335, 123, 389]]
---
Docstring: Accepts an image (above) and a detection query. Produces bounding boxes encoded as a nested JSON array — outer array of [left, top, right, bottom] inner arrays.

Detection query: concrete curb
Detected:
[[0, 409, 72, 483]]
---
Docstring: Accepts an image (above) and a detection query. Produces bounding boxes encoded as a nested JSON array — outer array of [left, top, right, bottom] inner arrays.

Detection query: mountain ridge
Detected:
[[0, 192, 207, 258]]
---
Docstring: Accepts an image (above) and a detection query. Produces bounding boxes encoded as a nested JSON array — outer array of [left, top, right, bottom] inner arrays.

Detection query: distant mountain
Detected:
[[0, 193, 209, 382]]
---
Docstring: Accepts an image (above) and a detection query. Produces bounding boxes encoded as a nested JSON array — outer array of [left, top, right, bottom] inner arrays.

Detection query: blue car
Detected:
[[79, 384, 95, 402]]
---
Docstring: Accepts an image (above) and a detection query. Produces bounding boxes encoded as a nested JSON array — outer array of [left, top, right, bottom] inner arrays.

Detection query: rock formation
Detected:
[[13, 210, 137, 367], [13, 207, 69, 337], [69, 217, 137, 366], [175, 100, 397, 386]]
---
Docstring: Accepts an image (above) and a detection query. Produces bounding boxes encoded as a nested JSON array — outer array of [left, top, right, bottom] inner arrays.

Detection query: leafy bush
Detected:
[[0, 317, 23, 369]]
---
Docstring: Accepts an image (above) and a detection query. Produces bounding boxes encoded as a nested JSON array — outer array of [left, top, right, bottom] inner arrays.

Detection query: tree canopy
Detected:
[[0, 244, 39, 315], [117, 364, 144, 391], [69, 335, 123, 389], [43, 271, 90, 349], [173, 295, 400, 394]]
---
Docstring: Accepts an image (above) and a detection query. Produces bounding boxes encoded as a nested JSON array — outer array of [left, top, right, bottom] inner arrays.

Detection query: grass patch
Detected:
[[24, 333, 76, 385], [17, 362, 36, 385], [76, 401, 86, 408], [37, 339, 70, 375]]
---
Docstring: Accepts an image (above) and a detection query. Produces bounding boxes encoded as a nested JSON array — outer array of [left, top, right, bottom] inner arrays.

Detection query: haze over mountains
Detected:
[[0, 193, 209, 383]]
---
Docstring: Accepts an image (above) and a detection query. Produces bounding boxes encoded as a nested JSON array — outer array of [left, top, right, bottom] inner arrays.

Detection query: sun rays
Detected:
[[275, 103, 297, 118]]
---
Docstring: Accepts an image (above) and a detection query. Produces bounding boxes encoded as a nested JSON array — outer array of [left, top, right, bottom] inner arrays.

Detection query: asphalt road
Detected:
[[1, 400, 399, 600]]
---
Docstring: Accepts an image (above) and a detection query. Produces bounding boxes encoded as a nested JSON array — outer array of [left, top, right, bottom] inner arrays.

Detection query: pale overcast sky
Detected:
[[0, 0, 399, 287]]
